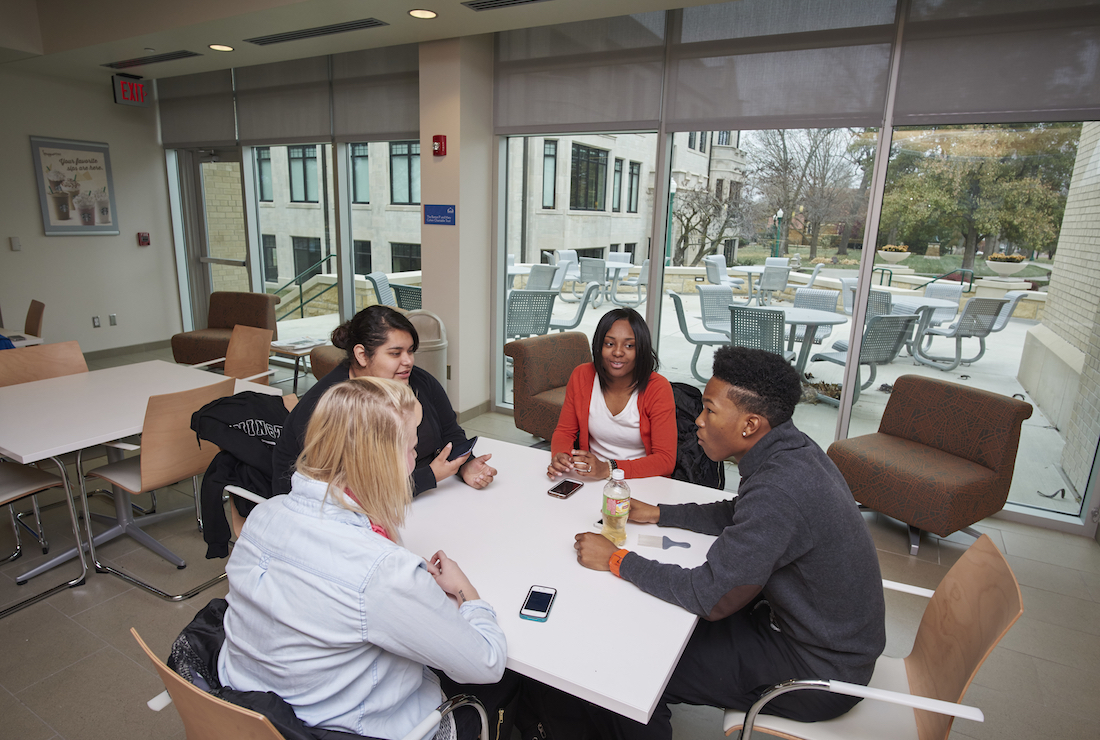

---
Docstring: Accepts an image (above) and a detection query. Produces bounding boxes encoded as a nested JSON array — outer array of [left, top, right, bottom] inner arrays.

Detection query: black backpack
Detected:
[[670, 382, 725, 490]]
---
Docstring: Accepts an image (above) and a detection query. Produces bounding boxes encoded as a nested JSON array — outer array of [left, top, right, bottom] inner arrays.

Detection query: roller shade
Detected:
[[156, 70, 236, 148], [332, 44, 420, 143], [235, 56, 332, 145]]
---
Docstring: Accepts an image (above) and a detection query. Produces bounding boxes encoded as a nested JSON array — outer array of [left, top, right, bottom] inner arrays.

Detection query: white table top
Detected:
[[729, 265, 768, 276], [892, 296, 959, 311], [776, 306, 850, 325], [0, 360, 281, 464], [401, 438, 721, 724], [0, 328, 43, 348]]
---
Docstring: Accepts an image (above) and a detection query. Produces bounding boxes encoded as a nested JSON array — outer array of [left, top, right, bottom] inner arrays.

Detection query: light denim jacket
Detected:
[[218, 473, 507, 739]]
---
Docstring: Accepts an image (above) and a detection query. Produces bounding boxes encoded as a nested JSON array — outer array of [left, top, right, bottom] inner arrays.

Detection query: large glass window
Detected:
[[351, 143, 370, 204], [292, 236, 322, 284], [627, 162, 641, 214], [699, 131, 707, 154], [570, 143, 608, 211], [612, 159, 623, 212], [288, 145, 318, 203], [391, 242, 421, 272], [255, 147, 273, 202], [542, 140, 557, 209], [353, 239, 372, 275], [390, 141, 421, 205], [716, 131, 732, 146], [261, 234, 278, 282]]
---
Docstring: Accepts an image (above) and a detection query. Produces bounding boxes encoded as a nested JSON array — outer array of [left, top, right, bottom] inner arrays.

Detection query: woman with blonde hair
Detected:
[[219, 377, 507, 740]]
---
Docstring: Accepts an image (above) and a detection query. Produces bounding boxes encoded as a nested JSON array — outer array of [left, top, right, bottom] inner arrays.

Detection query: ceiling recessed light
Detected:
[[209, 44, 235, 52], [409, 9, 437, 19]]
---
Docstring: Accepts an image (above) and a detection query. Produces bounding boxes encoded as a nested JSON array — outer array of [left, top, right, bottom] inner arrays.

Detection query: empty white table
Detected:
[[401, 437, 720, 723], [891, 295, 960, 354], [0, 327, 42, 347], [0, 361, 280, 583]]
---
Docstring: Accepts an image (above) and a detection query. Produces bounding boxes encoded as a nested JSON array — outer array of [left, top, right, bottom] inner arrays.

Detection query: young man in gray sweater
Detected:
[[573, 346, 885, 739]]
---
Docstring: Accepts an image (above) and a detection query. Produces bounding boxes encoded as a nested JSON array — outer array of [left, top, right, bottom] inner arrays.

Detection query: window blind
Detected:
[[156, 70, 236, 148], [332, 44, 420, 143], [235, 56, 332, 146]]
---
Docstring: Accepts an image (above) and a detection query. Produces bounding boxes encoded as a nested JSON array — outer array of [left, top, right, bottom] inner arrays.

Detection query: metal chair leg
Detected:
[[2, 505, 23, 564], [909, 525, 921, 556]]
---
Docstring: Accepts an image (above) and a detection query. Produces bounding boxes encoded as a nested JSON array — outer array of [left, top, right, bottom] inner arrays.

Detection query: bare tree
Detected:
[[745, 130, 827, 254], [802, 129, 858, 259], [670, 187, 750, 266]]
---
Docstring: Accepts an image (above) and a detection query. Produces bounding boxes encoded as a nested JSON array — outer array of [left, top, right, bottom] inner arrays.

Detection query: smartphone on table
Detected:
[[447, 436, 478, 461], [548, 478, 583, 499], [519, 585, 557, 622]]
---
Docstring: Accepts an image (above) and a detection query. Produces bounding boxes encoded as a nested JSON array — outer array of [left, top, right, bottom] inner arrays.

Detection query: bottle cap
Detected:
[[611, 469, 625, 481]]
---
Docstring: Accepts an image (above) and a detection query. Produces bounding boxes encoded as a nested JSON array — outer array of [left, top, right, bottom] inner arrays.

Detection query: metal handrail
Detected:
[[872, 267, 893, 286], [272, 254, 336, 320], [918, 269, 974, 293]]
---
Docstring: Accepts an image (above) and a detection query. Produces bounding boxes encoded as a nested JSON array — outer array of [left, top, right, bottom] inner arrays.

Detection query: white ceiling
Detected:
[[1, 0, 718, 83]]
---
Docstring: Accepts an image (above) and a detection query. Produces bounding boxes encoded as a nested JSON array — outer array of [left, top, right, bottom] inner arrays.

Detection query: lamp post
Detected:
[[773, 208, 784, 258]]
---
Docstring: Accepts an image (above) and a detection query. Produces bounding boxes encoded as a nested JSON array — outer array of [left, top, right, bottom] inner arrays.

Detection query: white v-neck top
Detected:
[[587, 375, 645, 462]]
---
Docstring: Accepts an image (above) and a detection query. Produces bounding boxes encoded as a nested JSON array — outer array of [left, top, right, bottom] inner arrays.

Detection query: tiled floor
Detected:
[[2, 348, 1098, 740]]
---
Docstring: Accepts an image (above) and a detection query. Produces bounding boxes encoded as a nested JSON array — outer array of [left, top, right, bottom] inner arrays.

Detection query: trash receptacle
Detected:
[[406, 309, 448, 389]]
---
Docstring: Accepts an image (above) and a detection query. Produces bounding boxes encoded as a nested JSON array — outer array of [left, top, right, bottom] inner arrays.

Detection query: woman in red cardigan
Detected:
[[547, 308, 676, 480]]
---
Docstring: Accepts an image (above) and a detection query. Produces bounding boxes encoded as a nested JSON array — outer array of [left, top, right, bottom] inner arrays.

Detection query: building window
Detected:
[[391, 242, 421, 272], [288, 145, 318, 203], [390, 141, 420, 205], [716, 179, 725, 200], [353, 240, 372, 276], [351, 143, 370, 204], [576, 247, 604, 259], [261, 234, 277, 282], [255, 147, 273, 202], [716, 131, 732, 146], [570, 143, 608, 211], [624, 242, 637, 262], [627, 161, 641, 214], [688, 131, 696, 150], [292, 236, 321, 284], [612, 158, 623, 213], [699, 131, 707, 153], [542, 140, 557, 209]]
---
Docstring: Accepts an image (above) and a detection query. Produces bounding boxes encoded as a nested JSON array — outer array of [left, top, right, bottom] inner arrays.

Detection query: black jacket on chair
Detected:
[[670, 382, 726, 490]]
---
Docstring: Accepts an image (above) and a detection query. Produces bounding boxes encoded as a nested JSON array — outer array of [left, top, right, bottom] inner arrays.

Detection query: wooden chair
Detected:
[[24, 299, 44, 337], [226, 395, 298, 538], [79, 378, 236, 599], [724, 534, 1022, 740], [191, 325, 274, 385]]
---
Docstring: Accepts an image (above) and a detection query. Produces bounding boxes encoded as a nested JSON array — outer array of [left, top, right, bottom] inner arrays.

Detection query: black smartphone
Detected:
[[447, 436, 478, 461], [519, 585, 557, 622], [548, 478, 583, 498]]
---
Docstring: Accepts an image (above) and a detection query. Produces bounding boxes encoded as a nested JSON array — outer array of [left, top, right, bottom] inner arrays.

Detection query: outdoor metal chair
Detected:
[[922, 282, 964, 327], [554, 249, 582, 301], [573, 258, 607, 305], [754, 265, 790, 305], [392, 284, 422, 311], [840, 277, 859, 315], [833, 289, 893, 353], [549, 282, 601, 332], [730, 306, 795, 362], [548, 262, 569, 292], [524, 264, 557, 291], [765, 257, 789, 267], [786, 263, 823, 292], [611, 259, 649, 307], [505, 289, 557, 339], [790, 288, 840, 345], [811, 313, 919, 404], [666, 291, 728, 383], [703, 255, 745, 289], [696, 284, 735, 337], [365, 271, 397, 307], [913, 297, 1008, 371]]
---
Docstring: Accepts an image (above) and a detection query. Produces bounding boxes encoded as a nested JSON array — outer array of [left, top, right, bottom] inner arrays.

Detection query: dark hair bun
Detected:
[[331, 322, 352, 350]]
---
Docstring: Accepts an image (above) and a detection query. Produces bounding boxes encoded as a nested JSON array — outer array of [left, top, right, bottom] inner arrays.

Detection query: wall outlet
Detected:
[[92, 316, 101, 328], [109, 314, 117, 326]]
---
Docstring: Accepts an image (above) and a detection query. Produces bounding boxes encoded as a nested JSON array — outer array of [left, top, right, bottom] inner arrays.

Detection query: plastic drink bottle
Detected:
[[601, 469, 631, 547]]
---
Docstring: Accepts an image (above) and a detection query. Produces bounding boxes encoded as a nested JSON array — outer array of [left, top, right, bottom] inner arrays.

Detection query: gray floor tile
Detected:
[[0, 602, 106, 694], [0, 687, 58, 740]]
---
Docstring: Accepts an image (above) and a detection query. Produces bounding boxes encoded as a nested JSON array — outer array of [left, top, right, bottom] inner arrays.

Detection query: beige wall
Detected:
[[0, 67, 181, 352]]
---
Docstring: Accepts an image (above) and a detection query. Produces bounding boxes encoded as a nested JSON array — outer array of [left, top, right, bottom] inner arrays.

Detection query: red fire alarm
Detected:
[[137, 232, 150, 246], [432, 135, 447, 156]]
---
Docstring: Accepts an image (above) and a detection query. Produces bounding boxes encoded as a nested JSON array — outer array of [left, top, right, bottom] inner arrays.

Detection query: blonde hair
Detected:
[[296, 377, 419, 536]]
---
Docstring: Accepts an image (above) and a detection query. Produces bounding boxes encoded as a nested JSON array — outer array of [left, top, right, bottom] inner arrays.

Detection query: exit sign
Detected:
[[112, 74, 149, 107]]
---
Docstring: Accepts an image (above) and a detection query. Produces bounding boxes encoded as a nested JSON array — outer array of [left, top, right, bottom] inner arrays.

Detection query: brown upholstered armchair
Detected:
[[171, 292, 280, 366], [310, 345, 345, 381], [828, 375, 1032, 555], [504, 332, 592, 442]]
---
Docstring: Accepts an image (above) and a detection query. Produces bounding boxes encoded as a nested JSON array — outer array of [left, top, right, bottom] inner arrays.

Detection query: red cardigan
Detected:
[[551, 363, 677, 479]]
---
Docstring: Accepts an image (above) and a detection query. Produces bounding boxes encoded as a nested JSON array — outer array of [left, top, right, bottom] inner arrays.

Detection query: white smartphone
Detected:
[[519, 585, 557, 622]]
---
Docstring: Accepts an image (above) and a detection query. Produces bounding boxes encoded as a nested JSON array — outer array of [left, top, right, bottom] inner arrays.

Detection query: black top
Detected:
[[619, 419, 886, 683], [271, 363, 469, 497]]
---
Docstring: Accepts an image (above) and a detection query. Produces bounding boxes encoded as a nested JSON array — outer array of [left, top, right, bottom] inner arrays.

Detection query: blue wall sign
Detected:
[[424, 204, 456, 225]]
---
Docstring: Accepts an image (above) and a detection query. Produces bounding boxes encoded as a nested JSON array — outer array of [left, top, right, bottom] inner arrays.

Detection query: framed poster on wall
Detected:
[[30, 136, 120, 236]]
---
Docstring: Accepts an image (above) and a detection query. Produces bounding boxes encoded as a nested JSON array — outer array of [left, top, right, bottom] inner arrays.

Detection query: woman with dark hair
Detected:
[[547, 308, 676, 480], [272, 305, 496, 497]]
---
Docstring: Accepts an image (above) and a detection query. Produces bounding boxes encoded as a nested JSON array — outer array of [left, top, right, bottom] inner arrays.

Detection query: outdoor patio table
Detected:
[[892, 295, 960, 356], [729, 265, 767, 299], [714, 305, 848, 380]]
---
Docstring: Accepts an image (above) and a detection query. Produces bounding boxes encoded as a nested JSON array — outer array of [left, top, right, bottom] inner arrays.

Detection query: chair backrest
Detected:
[[696, 285, 734, 335], [365, 272, 396, 307], [607, 251, 632, 264], [0, 340, 88, 387], [206, 292, 280, 337], [803, 263, 823, 288], [764, 257, 788, 267], [990, 290, 1027, 332], [666, 291, 697, 340], [923, 281, 963, 323], [703, 255, 726, 285], [556, 249, 577, 265], [793, 287, 839, 313], [905, 534, 1023, 740], [131, 628, 285, 740], [505, 289, 557, 338], [730, 306, 786, 355], [757, 265, 790, 292], [578, 257, 606, 285], [140, 378, 236, 492], [858, 314, 918, 365], [549, 262, 569, 291], [310, 345, 344, 380], [25, 299, 44, 336], [867, 288, 893, 319], [952, 297, 1008, 338], [525, 264, 558, 291], [223, 325, 272, 385], [635, 259, 650, 286], [555, 249, 579, 278], [507, 254, 515, 267], [552, 282, 600, 330], [392, 284, 423, 311], [840, 277, 859, 314]]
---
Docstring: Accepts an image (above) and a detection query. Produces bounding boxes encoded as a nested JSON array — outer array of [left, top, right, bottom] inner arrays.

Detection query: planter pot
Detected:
[[877, 250, 910, 264], [985, 259, 1028, 276]]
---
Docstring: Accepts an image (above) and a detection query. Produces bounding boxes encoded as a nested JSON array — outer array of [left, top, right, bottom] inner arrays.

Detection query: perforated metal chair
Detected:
[[840, 277, 859, 315], [364, 271, 396, 307], [790, 288, 840, 345], [696, 284, 735, 337], [765, 257, 789, 267], [730, 306, 795, 362], [505, 289, 557, 339], [666, 291, 729, 383], [913, 297, 1008, 371], [933, 290, 1026, 365], [786, 263, 823, 292], [811, 314, 919, 404], [524, 264, 558, 291], [703, 255, 745, 289], [833, 289, 893, 354], [754, 265, 791, 305], [550, 282, 601, 332], [922, 282, 964, 327], [554, 249, 582, 301], [611, 259, 649, 307], [573, 258, 607, 304], [392, 284, 422, 311]]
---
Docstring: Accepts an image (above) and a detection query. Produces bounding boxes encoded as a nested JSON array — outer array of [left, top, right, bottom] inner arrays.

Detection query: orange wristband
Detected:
[[609, 549, 629, 578]]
